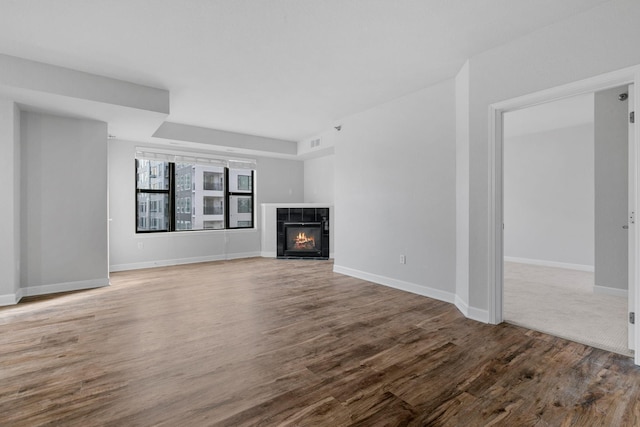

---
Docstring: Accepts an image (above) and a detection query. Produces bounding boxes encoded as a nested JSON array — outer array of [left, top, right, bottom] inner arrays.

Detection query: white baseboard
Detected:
[[504, 256, 594, 272], [21, 278, 110, 298], [1, 279, 108, 306], [0, 291, 20, 306], [593, 285, 628, 298], [332, 265, 490, 324], [110, 252, 262, 272], [333, 264, 456, 305], [454, 295, 490, 323]]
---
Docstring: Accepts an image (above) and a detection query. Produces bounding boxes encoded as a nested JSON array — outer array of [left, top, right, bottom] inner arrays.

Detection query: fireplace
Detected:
[[277, 207, 329, 259], [283, 223, 322, 257]]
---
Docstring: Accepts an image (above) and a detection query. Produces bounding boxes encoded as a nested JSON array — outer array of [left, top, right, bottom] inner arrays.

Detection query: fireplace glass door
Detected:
[[283, 222, 322, 257]]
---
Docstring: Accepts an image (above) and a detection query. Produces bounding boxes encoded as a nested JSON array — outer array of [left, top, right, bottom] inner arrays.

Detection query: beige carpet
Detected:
[[504, 261, 633, 357]]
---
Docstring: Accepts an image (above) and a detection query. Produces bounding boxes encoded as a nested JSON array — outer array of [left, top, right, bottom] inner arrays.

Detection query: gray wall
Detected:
[[504, 124, 594, 267], [21, 111, 109, 290], [304, 155, 335, 204], [0, 100, 20, 304], [108, 139, 305, 271], [12, 103, 20, 295], [465, 0, 640, 311], [333, 79, 456, 299], [595, 86, 630, 290], [455, 61, 471, 310]]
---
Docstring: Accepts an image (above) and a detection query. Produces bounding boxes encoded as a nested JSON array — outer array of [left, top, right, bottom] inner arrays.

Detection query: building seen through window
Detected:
[[135, 158, 254, 233]]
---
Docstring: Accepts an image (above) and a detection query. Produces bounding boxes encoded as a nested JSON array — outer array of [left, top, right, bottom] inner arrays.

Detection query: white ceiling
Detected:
[[0, 0, 610, 142]]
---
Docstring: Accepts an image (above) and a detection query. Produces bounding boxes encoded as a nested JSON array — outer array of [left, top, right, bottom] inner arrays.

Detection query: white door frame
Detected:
[[628, 83, 636, 350], [488, 65, 640, 366]]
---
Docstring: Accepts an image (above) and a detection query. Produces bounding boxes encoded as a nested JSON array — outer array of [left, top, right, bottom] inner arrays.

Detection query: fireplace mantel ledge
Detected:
[[261, 203, 333, 208]]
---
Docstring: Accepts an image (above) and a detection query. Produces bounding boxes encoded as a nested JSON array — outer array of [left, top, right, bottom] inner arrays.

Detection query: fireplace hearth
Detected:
[[277, 208, 329, 259]]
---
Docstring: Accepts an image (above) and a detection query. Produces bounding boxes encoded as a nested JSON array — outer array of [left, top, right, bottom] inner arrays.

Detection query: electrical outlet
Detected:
[[137, 242, 144, 249], [400, 254, 406, 264]]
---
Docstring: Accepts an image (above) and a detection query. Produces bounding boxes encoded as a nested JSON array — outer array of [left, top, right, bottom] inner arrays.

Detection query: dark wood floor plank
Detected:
[[1, 258, 639, 426]]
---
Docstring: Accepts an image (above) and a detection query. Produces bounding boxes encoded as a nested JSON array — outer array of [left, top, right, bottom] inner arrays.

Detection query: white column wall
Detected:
[[20, 111, 109, 295], [0, 99, 20, 305], [455, 61, 471, 315]]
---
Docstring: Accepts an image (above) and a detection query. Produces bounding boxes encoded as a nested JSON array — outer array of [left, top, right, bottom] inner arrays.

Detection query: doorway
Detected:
[[488, 66, 640, 365], [502, 88, 631, 356]]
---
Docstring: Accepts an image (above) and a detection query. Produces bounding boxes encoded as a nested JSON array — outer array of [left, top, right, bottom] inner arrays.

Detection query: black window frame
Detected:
[[226, 169, 255, 230], [135, 160, 174, 233]]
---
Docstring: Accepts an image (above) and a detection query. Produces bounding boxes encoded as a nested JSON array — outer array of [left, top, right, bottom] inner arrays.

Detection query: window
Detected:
[[135, 155, 255, 233], [203, 171, 224, 191], [227, 168, 254, 229], [136, 160, 170, 232], [203, 196, 223, 215], [203, 220, 224, 230], [237, 175, 251, 191], [237, 197, 251, 213]]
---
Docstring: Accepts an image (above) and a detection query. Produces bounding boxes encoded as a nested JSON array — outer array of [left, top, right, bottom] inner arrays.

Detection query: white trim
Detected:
[[455, 295, 489, 323], [134, 228, 258, 239], [261, 203, 334, 208], [504, 256, 594, 272], [0, 291, 21, 306], [21, 278, 109, 298], [135, 146, 257, 168], [594, 285, 629, 298], [488, 64, 640, 366], [491, 64, 640, 113], [109, 252, 261, 272], [629, 82, 638, 351], [488, 104, 503, 325], [333, 264, 455, 305]]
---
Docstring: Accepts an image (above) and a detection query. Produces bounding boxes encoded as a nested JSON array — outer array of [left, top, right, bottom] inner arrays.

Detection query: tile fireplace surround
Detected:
[[277, 207, 329, 259], [260, 203, 334, 258]]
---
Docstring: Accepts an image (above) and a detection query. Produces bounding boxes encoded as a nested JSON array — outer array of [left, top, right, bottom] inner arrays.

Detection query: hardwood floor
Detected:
[[1, 258, 639, 426]]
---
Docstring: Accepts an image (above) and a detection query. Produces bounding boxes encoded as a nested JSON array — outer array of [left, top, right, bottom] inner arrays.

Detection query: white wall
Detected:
[[595, 86, 629, 291], [504, 124, 594, 268], [465, 0, 640, 312], [12, 103, 20, 296], [304, 155, 334, 204], [21, 111, 109, 293], [333, 79, 456, 302], [108, 139, 305, 271], [455, 61, 471, 312], [298, 127, 337, 158], [0, 100, 20, 305]]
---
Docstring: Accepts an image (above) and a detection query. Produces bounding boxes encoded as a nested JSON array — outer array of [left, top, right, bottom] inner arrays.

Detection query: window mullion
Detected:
[[169, 162, 176, 232]]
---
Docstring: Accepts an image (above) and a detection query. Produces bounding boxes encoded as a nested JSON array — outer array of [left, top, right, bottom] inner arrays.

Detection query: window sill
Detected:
[[135, 228, 258, 237]]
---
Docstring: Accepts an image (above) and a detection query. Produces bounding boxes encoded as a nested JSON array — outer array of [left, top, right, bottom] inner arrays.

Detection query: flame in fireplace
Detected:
[[294, 232, 315, 249]]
